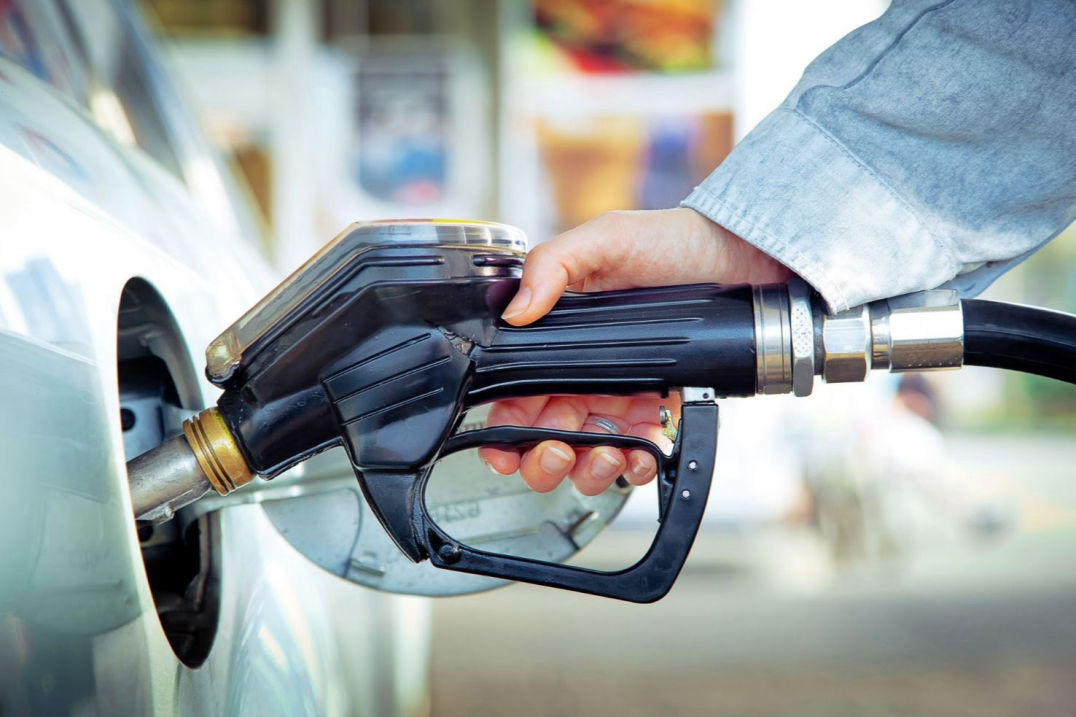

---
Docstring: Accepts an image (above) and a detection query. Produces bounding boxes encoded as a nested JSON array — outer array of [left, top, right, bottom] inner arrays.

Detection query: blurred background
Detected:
[[136, 0, 1076, 714]]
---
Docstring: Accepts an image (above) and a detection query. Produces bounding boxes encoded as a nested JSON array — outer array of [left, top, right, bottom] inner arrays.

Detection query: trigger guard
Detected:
[[362, 427, 667, 567], [415, 401, 718, 603]]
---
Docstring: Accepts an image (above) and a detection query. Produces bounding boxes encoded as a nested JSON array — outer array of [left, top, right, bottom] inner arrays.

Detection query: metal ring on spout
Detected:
[[182, 408, 254, 495]]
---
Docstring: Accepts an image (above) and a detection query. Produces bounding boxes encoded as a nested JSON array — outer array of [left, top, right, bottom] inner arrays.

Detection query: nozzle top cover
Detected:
[[206, 220, 528, 383]]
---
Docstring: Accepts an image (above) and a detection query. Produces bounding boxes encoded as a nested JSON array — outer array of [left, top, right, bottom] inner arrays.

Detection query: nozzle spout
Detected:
[[128, 434, 211, 522], [127, 408, 254, 522]]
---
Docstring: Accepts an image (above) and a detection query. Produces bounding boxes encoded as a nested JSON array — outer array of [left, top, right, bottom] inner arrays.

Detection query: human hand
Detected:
[[479, 393, 681, 495], [479, 208, 791, 494], [498, 207, 790, 325]]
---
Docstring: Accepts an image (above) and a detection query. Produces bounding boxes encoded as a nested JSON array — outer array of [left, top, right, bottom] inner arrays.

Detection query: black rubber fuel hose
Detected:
[[962, 299, 1076, 385]]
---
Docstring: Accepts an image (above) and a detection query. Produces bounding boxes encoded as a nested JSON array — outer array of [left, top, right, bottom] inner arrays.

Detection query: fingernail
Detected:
[[591, 452, 623, 480], [483, 459, 502, 475], [501, 287, 532, 321], [630, 454, 654, 479], [539, 444, 572, 474]]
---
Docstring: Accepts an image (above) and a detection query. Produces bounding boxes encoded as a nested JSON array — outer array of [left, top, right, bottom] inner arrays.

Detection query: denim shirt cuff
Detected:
[[682, 108, 960, 312]]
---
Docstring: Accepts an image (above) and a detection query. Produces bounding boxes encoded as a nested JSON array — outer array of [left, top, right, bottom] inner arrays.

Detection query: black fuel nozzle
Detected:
[[197, 222, 761, 602], [127, 220, 985, 601]]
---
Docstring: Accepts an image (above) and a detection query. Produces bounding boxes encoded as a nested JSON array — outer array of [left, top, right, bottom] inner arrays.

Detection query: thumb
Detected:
[[500, 229, 615, 326]]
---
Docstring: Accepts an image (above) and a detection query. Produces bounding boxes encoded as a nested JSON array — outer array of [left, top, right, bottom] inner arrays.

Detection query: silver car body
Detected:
[[0, 2, 428, 714]]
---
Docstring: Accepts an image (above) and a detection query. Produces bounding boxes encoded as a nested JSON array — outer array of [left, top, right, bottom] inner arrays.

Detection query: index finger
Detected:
[[501, 220, 629, 326]]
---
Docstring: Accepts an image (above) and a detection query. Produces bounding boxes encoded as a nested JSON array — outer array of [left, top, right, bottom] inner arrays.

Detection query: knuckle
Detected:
[[598, 209, 630, 223], [525, 241, 546, 259]]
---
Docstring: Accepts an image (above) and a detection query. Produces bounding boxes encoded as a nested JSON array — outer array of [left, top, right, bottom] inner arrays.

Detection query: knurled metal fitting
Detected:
[[821, 304, 871, 383], [182, 408, 254, 495], [786, 278, 815, 397]]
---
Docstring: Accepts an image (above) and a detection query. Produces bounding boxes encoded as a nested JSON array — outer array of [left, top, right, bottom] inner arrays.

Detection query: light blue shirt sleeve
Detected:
[[682, 0, 1076, 312]]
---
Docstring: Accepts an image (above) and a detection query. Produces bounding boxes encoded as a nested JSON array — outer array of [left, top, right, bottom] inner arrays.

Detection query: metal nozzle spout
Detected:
[[127, 408, 254, 522]]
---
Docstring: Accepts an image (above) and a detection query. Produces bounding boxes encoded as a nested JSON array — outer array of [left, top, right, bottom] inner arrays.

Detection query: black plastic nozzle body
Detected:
[[210, 245, 757, 480], [468, 284, 756, 403], [206, 244, 757, 600]]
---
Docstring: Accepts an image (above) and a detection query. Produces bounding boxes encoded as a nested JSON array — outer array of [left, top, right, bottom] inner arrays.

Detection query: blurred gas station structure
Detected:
[[139, 1, 1076, 713]]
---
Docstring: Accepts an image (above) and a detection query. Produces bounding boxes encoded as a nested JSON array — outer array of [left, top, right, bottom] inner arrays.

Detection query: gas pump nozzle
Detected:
[[126, 219, 1035, 602]]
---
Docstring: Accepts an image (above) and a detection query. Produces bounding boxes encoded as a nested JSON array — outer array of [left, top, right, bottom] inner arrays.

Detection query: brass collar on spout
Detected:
[[181, 408, 254, 495]]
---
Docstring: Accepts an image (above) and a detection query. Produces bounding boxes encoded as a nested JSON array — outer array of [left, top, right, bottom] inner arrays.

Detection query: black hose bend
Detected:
[[962, 299, 1076, 385]]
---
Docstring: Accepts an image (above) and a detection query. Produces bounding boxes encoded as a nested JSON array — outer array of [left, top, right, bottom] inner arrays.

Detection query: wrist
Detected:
[[684, 207, 795, 285]]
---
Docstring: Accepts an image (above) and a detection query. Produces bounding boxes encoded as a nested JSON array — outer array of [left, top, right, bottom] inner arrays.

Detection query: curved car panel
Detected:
[[0, 6, 428, 714]]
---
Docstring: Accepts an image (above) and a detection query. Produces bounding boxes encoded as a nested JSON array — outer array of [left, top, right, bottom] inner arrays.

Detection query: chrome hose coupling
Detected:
[[867, 290, 965, 373], [752, 282, 964, 396]]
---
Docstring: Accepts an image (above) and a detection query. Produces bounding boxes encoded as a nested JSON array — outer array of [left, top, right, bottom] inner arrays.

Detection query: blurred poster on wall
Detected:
[[538, 112, 731, 232], [354, 58, 448, 206], [532, 0, 722, 73]]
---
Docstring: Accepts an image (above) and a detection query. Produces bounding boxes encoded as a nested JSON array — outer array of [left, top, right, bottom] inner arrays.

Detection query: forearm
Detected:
[[684, 0, 1076, 311]]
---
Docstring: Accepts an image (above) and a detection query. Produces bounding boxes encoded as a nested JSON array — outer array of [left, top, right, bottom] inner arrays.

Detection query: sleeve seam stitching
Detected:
[[793, 0, 960, 99], [785, 106, 958, 270], [684, 186, 852, 310]]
